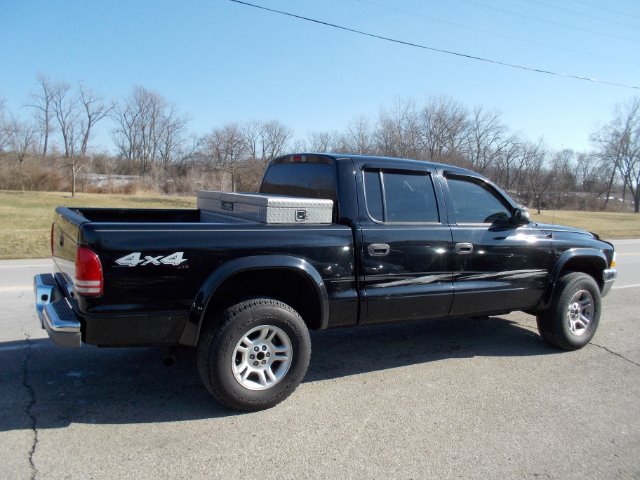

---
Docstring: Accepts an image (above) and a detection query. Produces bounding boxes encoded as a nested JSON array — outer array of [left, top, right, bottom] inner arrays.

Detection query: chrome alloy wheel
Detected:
[[566, 289, 594, 336], [231, 325, 293, 391]]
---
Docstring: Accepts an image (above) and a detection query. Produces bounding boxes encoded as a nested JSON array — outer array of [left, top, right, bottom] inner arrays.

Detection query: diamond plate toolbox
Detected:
[[197, 191, 334, 224]]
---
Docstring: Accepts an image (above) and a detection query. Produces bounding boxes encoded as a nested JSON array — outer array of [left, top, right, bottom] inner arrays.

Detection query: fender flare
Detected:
[[538, 248, 607, 309], [179, 255, 329, 346]]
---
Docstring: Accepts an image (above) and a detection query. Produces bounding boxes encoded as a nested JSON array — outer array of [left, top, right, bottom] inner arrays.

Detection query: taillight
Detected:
[[75, 246, 104, 296]]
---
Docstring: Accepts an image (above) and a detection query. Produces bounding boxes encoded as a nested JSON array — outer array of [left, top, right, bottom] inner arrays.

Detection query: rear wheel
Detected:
[[197, 298, 311, 411], [536, 272, 601, 350]]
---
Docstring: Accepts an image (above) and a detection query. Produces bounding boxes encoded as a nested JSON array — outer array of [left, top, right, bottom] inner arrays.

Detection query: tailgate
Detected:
[[36, 207, 90, 348], [51, 207, 88, 282]]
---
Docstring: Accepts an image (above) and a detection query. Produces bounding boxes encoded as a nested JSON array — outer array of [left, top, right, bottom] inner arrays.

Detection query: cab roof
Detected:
[[272, 153, 479, 178]]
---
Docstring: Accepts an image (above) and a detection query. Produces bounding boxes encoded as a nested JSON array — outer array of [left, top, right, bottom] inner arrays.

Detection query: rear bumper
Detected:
[[601, 268, 617, 297], [34, 274, 81, 348]]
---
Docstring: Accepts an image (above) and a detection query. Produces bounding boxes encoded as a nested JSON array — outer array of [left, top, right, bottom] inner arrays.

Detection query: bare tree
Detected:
[[242, 120, 262, 160], [522, 140, 552, 214], [575, 152, 609, 208], [417, 96, 468, 163], [336, 116, 374, 154], [0, 97, 8, 152], [592, 97, 640, 212], [491, 138, 524, 191], [549, 149, 577, 209], [28, 74, 57, 157], [304, 131, 338, 152], [259, 120, 292, 167], [241, 119, 292, 168], [591, 130, 619, 209], [158, 106, 190, 175], [577, 152, 608, 197], [375, 98, 420, 158], [11, 80, 640, 209], [201, 122, 248, 191], [464, 107, 510, 173], [51, 81, 80, 158], [51, 81, 84, 195], [6, 117, 38, 165], [52, 81, 111, 195], [78, 84, 113, 156], [113, 86, 186, 178]]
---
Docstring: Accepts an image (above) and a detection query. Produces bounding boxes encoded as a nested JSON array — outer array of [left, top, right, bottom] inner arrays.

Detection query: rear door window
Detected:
[[364, 170, 439, 223]]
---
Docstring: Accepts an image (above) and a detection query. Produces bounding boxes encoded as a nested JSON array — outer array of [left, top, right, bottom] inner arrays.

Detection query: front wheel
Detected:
[[197, 298, 311, 411], [536, 272, 602, 350]]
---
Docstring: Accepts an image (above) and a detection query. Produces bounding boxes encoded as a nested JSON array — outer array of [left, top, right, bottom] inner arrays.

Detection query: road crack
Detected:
[[590, 342, 640, 368], [22, 332, 39, 480]]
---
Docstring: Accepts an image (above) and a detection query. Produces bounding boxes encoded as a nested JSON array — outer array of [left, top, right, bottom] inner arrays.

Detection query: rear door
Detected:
[[442, 173, 554, 316], [358, 164, 454, 324]]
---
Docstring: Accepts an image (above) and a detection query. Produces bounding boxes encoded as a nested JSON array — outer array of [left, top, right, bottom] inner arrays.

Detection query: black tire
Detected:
[[197, 298, 311, 411], [536, 272, 601, 351]]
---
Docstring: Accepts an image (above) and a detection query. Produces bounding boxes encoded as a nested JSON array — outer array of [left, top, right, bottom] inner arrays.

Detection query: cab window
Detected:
[[364, 170, 439, 223], [446, 176, 511, 224]]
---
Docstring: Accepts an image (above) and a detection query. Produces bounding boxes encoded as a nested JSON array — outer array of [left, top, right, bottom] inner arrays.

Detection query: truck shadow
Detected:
[[0, 316, 555, 431], [306, 315, 553, 381]]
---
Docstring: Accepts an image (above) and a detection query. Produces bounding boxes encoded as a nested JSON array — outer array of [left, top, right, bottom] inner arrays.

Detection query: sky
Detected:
[[1, 0, 639, 154]]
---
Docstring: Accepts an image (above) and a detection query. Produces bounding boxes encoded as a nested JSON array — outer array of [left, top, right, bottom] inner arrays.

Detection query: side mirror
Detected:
[[511, 207, 530, 225]]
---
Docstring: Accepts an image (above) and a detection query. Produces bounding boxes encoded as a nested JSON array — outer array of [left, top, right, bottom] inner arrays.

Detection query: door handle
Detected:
[[455, 242, 474, 254], [368, 243, 390, 256]]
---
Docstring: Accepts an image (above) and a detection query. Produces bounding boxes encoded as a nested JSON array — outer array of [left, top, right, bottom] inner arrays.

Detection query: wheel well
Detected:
[[560, 257, 604, 289], [202, 268, 323, 333]]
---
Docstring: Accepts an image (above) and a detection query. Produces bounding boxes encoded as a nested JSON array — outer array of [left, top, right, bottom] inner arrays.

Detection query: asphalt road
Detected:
[[1, 241, 639, 479]]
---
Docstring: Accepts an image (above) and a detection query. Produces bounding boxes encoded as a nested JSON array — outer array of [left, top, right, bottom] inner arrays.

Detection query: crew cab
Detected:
[[34, 153, 617, 410]]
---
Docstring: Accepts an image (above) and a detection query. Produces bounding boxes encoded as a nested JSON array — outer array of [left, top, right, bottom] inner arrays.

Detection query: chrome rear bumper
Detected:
[[34, 274, 81, 348]]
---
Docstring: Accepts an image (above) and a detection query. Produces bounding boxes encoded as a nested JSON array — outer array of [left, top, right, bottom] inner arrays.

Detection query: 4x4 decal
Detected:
[[115, 252, 187, 267]]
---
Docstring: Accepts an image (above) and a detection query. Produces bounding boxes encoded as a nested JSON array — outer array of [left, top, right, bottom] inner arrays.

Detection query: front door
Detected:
[[442, 174, 554, 316]]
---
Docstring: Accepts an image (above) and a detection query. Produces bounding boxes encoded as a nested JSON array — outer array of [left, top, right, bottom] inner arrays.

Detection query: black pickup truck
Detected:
[[34, 153, 617, 410]]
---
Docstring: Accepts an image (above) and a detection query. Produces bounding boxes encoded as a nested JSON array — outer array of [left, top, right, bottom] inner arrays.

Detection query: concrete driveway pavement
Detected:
[[1, 241, 639, 479]]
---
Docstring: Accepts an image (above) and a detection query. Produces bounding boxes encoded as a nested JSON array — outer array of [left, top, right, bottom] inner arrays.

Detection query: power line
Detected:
[[568, 0, 640, 22], [228, 0, 640, 91], [458, 0, 640, 44], [355, 0, 639, 67], [522, 0, 639, 30]]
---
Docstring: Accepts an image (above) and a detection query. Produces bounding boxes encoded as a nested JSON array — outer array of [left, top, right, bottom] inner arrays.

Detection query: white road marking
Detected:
[[612, 283, 640, 290], [0, 264, 50, 269], [0, 286, 31, 293]]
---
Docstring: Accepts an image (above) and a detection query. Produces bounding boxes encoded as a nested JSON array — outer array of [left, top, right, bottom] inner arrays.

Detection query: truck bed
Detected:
[[68, 207, 249, 224], [50, 206, 358, 347]]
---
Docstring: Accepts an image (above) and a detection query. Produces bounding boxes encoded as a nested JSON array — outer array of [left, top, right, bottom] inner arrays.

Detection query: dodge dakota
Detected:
[[34, 153, 617, 410]]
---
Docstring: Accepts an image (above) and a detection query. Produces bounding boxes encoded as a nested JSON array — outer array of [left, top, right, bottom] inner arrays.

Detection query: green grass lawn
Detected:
[[0, 191, 195, 259], [1, 190, 638, 259], [530, 210, 640, 240]]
